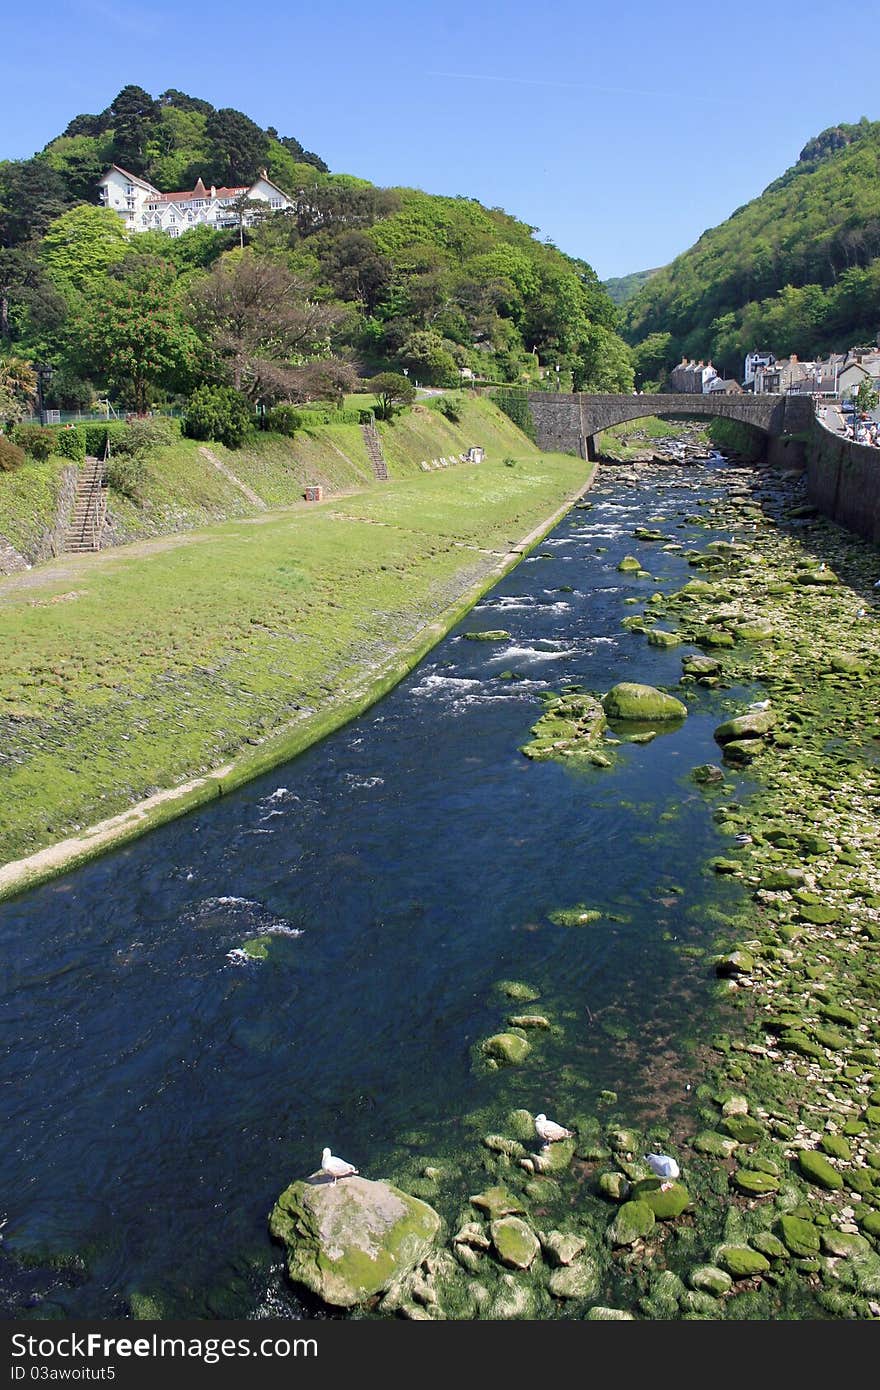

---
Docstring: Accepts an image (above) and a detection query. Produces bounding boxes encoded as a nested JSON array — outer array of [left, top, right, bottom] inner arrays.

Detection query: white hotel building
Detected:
[[98, 164, 294, 237]]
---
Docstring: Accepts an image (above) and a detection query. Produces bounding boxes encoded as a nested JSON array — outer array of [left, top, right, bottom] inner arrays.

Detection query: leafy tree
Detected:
[[204, 109, 268, 186], [104, 85, 161, 175], [182, 384, 252, 446], [39, 132, 114, 202], [369, 371, 416, 418], [573, 325, 635, 393], [318, 231, 392, 310], [399, 329, 458, 386], [158, 90, 216, 116], [631, 331, 673, 387], [77, 262, 198, 412], [188, 251, 342, 401], [0, 246, 66, 344], [854, 377, 879, 413], [41, 206, 131, 294], [0, 356, 36, 419], [0, 160, 71, 248]]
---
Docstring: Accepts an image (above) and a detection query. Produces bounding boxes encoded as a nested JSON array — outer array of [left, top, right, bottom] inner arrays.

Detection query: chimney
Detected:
[[210, 185, 216, 197], [260, 168, 268, 179], [790, 354, 798, 363]]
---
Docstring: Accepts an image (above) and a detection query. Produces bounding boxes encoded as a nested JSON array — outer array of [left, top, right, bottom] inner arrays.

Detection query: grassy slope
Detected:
[[0, 403, 587, 866], [0, 456, 68, 558]]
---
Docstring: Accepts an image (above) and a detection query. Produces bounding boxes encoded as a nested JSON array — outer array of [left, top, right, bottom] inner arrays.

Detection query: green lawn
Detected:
[[0, 439, 587, 867]]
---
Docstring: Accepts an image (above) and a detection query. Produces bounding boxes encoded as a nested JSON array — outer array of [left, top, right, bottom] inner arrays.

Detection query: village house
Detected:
[[98, 165, 294, 237], [668, 358, 718, 393], [743, 350, 775, 386]]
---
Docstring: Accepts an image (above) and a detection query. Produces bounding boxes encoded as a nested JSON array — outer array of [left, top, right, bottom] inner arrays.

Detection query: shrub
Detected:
[[182, 386, 253, 448], [265, 404, 303, 436], [53, 427, 87, 462], [106, 454, 147, 500], [435, 393, 464, 423], [0, 436, 25, 472], [113, 416, 178, 458], [83, 421, 130, 457], [11, 423, 56, 461]]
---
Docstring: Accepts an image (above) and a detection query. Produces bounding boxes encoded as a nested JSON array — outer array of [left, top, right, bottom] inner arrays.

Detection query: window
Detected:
[[168, 227, 179, 238]]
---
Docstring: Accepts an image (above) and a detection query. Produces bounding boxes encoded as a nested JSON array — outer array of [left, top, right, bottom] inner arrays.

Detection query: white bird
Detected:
[[645, 1153, 680, 1190], [321, 1147, 359, 1185], [747, 699, 771, 712], [534, 1113, 574, 1145]]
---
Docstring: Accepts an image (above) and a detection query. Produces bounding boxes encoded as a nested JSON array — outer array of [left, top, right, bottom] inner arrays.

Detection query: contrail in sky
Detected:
[[426, 70, 664, 98]]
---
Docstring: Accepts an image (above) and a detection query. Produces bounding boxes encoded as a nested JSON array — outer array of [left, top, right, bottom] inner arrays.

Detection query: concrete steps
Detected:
[[64, 456, 107, 553], [361, 422, 388, 480]]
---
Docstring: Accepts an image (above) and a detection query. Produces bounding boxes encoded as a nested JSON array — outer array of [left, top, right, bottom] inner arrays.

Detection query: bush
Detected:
[[182, 386, 253, 449], [53, 427, 87, 462], [265, 404, 303, 436], [11, 423, 56, 461], [0, 436, 25, 472], [113, 416, 178, 457], [435, 393, 464, 423], [106, 454, 147, 500], [83, 421, 130, 457]]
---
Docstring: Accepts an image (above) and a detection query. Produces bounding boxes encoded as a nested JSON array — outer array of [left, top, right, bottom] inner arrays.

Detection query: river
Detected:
[[1, 451, 765, 1319]]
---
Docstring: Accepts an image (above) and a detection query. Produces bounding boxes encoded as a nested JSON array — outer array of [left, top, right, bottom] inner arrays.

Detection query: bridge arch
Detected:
[[526, 391, 813, 461]]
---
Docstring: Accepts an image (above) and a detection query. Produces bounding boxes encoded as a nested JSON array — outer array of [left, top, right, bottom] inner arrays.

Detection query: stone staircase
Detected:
[[64, 455, 107, 554], [360, 420, 388, 480]]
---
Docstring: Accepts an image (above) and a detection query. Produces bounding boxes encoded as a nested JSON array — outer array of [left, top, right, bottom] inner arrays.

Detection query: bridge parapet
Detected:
[[526, 391, 813, 458]]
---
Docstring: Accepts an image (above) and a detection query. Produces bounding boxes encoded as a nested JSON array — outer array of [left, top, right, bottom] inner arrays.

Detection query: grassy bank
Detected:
[[0, 424, 588, 884]]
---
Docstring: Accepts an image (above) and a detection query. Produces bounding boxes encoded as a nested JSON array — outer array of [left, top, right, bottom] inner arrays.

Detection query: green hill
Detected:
[[622, 118, 880, 375], [0, 86, 632, 405], [602, 267, 663, 306]]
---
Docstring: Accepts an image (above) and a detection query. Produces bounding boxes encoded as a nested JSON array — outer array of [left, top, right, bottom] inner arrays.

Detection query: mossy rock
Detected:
[[796, 569, 839, 585], [586, 1307, 635, 1320], [722, 739, 760, 763], [697, 629, 736, 648], [597, 1171, 630, 1202], [693, 1130, 739, 1159], [490, 1216, 539, 1271], [547, 1257, 600, 1300], [858, 1209, 880, 1238], [470, 1186, 525, 1219], [689, 1265, 732, 1296], [776, 1214, 820, 1257], [760, 866, 806, 890], [820, 1229, 873, 1258], [682, 654, 722, 676], [463, 629, 510, 641], [548, 905, 603, 927], [749, 1231, 789, 1260], [602, 681, 687, 722], [646, 628, 683, 648], [617, 555, 642, 572], [812, 1025, 848, 1051], [732, 1169, 780, 1196], [798, 905, 838, 926], [481, 1033, 530, 1066], [506, 1109, 537, 1143], [269, 1176, 441, 1308], [714, 710, 775, 744], [693, 763, 725, 785], [733, 622, 775, 643], [633, 1180, 691, 1218], [720, 1114, 764, 1144], [798, 1150, 844, 1191], [715, 950, 754, 978], [495, 980, 540, 1002], [540, 1230, 586, 1267], [241, 935, 272, 960], [779, 1031, 825, 1061], [608, 1200, 655, 1247], [717, 1245, 770, 1278], [829, 653, 867, 674]]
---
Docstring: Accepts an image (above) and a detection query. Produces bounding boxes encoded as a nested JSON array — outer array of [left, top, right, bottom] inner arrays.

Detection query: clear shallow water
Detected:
[[1, 458, 755, 1318]]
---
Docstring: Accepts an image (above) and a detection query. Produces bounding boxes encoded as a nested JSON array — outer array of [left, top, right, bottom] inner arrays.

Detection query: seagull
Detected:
[[534, 1113, 574, 1145], [645, 1153, 680, 1190], [321, 1147, 359, 1185], [747, 699, 771, 712]]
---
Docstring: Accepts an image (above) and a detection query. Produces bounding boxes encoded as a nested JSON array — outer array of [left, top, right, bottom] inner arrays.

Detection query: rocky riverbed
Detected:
[[271, 460, 880, 1320]]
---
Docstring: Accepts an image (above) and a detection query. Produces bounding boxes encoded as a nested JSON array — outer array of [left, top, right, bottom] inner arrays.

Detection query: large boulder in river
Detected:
[[713, 710, 775, 744], [269, 1175, 441, 1308], [602, 682, 687, 722]]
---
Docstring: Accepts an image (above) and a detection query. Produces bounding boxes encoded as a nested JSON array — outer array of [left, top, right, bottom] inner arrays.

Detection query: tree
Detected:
[[0, 160, 71, 248], [204, 109, 268, 186], [182, 384, 252, 446], [318, 231, 392, 311], [573, 325, 635, 393], [78, 263, 198, 412], [0, 356, 36, 420], [41, 206, 131, 295], [399, 329, 458, 387], [369, 372, 415, 419], [104, 85, 160, 175], [854, 377, 879, 414], [188, 251, 342, 401], [631, 332, 673, 388]]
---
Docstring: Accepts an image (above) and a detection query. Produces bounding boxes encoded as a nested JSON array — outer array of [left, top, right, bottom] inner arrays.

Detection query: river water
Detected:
[[1, 454, 760, 1319]]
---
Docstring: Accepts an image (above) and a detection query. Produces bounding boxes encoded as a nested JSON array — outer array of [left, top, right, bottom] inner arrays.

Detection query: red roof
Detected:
[[152, 180, 249, 203]]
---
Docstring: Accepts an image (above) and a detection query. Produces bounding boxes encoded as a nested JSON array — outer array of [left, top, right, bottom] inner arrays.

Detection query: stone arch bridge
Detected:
[[526, 391, 814, 461]]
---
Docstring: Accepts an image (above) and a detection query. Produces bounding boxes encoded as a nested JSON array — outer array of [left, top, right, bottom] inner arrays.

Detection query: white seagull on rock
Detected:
[[535, 1113, 574, 1145], [645, 1153, 680, 1190], [321, 1147, 359, 1185]]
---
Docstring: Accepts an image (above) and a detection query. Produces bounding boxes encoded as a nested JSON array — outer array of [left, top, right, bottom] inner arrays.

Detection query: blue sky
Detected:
[[2, 0, 877, 279]]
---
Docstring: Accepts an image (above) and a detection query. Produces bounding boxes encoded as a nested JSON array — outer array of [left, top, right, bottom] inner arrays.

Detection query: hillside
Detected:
[[0, 86, 632, 405], [602, 267, 662, 307], [622, 118, 880, 374]]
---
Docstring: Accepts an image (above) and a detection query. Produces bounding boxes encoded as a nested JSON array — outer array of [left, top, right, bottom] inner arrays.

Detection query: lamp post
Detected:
[[34, 363, 53, 426]]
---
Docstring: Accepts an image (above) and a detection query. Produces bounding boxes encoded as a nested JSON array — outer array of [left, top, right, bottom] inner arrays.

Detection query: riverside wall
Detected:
[[806, 416, 880, 545]]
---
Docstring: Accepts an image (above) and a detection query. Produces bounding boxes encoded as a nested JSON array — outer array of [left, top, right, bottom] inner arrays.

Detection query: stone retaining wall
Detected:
[[806, 417, 880, 545]]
